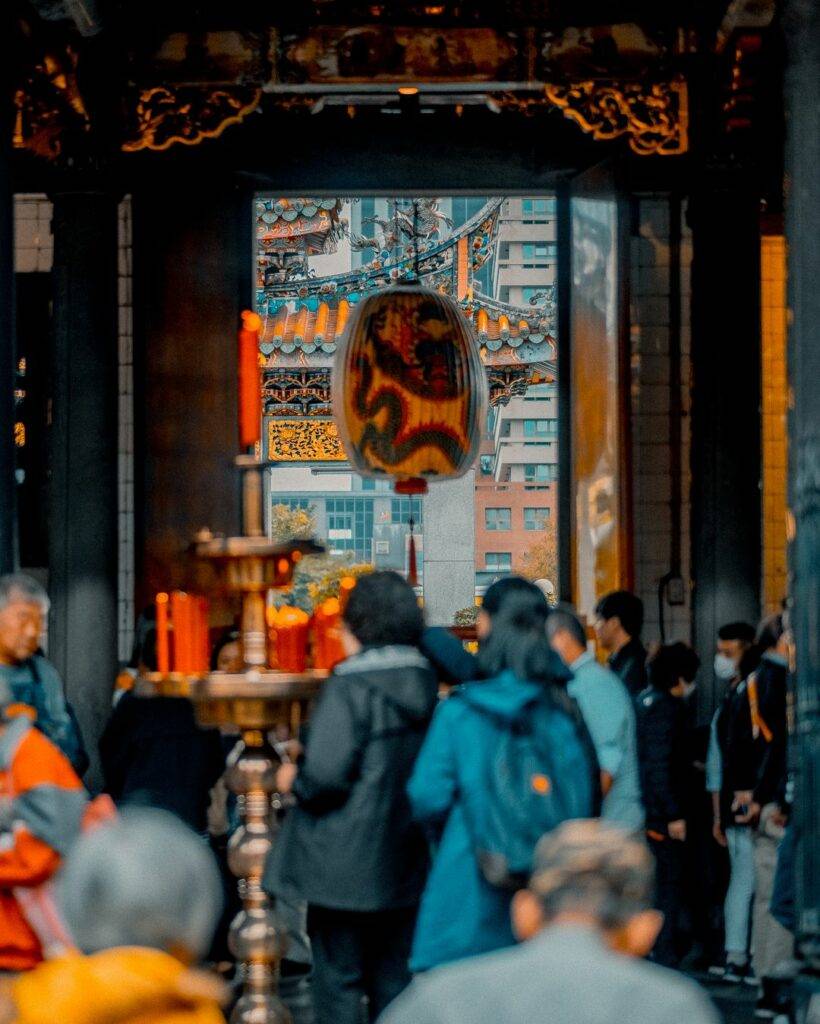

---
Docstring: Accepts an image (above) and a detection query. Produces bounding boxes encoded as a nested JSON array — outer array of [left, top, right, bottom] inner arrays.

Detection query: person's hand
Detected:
[[276, 762, 298, 795], [712, 820, 727, 847], [734, 800, 761, 825], [668, 819, 687, 842], [731, 790, 754, 813]]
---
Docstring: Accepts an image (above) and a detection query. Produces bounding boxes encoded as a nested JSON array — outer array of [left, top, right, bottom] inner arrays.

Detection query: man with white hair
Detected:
[[0, 574, 86, 775], [379, 821, 719, 1024], [8, 809, 227, 1024]]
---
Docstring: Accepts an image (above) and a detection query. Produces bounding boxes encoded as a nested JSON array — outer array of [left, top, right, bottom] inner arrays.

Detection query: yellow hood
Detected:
[[12, 948, 226, 1024]]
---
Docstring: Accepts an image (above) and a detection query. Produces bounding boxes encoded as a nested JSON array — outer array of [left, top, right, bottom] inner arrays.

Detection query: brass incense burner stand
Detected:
[[140, 460, 326, 1024]]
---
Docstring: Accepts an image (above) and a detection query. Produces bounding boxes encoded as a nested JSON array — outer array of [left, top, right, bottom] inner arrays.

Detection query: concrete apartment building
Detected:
[[475, 197, 558, 593]]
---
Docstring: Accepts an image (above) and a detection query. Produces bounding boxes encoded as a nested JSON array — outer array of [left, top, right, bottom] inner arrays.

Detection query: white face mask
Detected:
[[714, 653, 737, 681]]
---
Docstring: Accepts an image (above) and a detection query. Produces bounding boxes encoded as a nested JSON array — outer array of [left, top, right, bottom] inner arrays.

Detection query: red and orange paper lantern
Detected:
[[333, 283, 487, 494]]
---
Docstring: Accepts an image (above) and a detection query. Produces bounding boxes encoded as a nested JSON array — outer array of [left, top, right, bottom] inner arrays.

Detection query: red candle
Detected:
[[276, 606, 310, 673], [155, 592, 170, 674], [313, 598, 346, 671], [170, 591, 191, 673], [238, 310, 262, 449], [196, 595, 210, 673], [338, 576, 356, 614]]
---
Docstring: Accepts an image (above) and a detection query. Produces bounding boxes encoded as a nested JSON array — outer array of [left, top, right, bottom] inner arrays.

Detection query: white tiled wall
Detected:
[[630, 197, 693, 645]]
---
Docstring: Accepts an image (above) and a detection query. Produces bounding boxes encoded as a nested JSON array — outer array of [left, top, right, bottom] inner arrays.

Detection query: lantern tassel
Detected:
[[407, 516, 418, 588]]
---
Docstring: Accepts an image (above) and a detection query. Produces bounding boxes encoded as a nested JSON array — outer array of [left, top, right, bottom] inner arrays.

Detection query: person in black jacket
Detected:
[[635, 642, 699, 967], [594, 590, 648, 695], [99, 619, 226, 834], [265, 571, 438, 1024]]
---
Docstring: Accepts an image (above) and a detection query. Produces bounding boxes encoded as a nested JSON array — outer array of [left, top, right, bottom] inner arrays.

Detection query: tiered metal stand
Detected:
[[139, 463, 327, 1024]]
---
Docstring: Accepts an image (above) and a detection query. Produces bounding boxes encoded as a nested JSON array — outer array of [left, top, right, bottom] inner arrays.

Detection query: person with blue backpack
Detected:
[[407, 582, 600, 972]]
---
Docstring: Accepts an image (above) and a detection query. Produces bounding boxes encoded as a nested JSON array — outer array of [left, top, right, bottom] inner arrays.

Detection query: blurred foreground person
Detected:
[[409, 588, 598, 973], [380, 820, 719, 1024], [0, 574, 87, 776], [265, 572, 438, 1024], [420, 575, 544, 685], [6, 809, 225, 1024], [0, 679, 87, 972]]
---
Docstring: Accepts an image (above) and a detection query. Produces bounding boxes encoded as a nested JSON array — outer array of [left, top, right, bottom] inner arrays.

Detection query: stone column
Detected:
[[422, 471, 476, 625], [784, 0, 820, 1000], [689, 188, 762, 711], [48, 191, 119, 784]]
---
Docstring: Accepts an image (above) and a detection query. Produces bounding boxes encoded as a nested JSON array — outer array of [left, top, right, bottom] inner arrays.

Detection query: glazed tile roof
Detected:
[[258, 290, 556, 362]]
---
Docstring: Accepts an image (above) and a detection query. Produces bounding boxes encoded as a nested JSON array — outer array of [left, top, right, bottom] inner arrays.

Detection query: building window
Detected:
[[485, 552, 512, 572], [524, 463, 558, 483], [523, 419, 552, 437], [522, 198, 557, 223], [480, 454, 494, 475], [391, 497, 423, 526], [524, 507, 550, 530], [485, 507, 511, 531], [522, 242, 558, 261], [325, 497, 375, 561], [360, 478, 376, 491]]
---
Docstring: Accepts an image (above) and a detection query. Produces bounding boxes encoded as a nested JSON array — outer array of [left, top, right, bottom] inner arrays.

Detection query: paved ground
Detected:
[[691, 970, 758, 1024]]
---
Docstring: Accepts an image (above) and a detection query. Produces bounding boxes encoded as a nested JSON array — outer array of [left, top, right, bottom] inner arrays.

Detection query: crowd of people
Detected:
[[0, 569, 797, 1024]]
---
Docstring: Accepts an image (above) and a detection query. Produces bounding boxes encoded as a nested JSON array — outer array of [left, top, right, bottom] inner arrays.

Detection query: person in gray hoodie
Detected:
[[265, 571, 438, 1024], [379, 820, 720, 1024]]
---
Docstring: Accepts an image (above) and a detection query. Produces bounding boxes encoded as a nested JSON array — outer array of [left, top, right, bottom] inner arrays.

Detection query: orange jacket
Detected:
[[0, 717, 86, 971], [10, 947, 226, 1024]]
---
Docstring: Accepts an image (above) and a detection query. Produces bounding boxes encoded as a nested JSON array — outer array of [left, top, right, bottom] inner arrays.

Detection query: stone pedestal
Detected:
[[422, 471, 476, 625]]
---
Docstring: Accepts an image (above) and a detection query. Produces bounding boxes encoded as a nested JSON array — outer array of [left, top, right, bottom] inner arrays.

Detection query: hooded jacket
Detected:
[[408, 671, 597, 972], [0, 716, 87, 971], [264, 645, 438, 912], [9, 947, 225, 1024]]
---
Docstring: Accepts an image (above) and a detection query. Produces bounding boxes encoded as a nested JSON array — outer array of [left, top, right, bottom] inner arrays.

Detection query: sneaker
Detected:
[[724, 960, 757, 985], [756, 999, 778, 1020], [708, 959, 729, 978]]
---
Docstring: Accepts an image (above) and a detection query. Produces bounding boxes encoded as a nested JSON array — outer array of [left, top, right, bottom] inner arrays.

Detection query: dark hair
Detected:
[[477, 590, 570, 685], [756, 613, 784, 652], [482, 575, 545, 619], [647, 642, 700, 693], [343, 571, 423, 648], [546, 604, 588, 650], [717, 621, 756, 644], [594, 591, 644, 639]]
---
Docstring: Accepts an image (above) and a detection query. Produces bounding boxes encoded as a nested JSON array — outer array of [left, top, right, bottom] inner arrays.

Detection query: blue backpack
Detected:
[[464, 690, 597, 889]]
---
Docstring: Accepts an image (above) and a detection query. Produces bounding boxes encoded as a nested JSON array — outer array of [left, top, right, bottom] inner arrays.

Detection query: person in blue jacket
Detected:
[[408, 582, 599, 973]]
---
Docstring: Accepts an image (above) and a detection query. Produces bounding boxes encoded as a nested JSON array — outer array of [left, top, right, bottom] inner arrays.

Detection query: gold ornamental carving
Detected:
[[267, 418, 346, 462], [543, 78, 688, 156], [122, 85, 261, 152]]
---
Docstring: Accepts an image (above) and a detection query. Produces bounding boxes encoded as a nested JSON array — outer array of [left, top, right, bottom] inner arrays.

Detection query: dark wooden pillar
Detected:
[[784, 0, 820, 997], [0, 73, 15, 574], [48, 191, 119, 783], [133, 184, 244, 613], [689, 188, 762, 711]]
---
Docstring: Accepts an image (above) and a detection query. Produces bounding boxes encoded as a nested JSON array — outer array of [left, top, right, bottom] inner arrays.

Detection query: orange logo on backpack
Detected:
[[531, 774, 551, 795]]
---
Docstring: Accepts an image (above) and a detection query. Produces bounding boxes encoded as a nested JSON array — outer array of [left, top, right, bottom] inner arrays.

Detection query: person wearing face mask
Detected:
[[634, 643, 700, 968], [740, 613, 794, 1020], [705, 621, 759, 984]]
